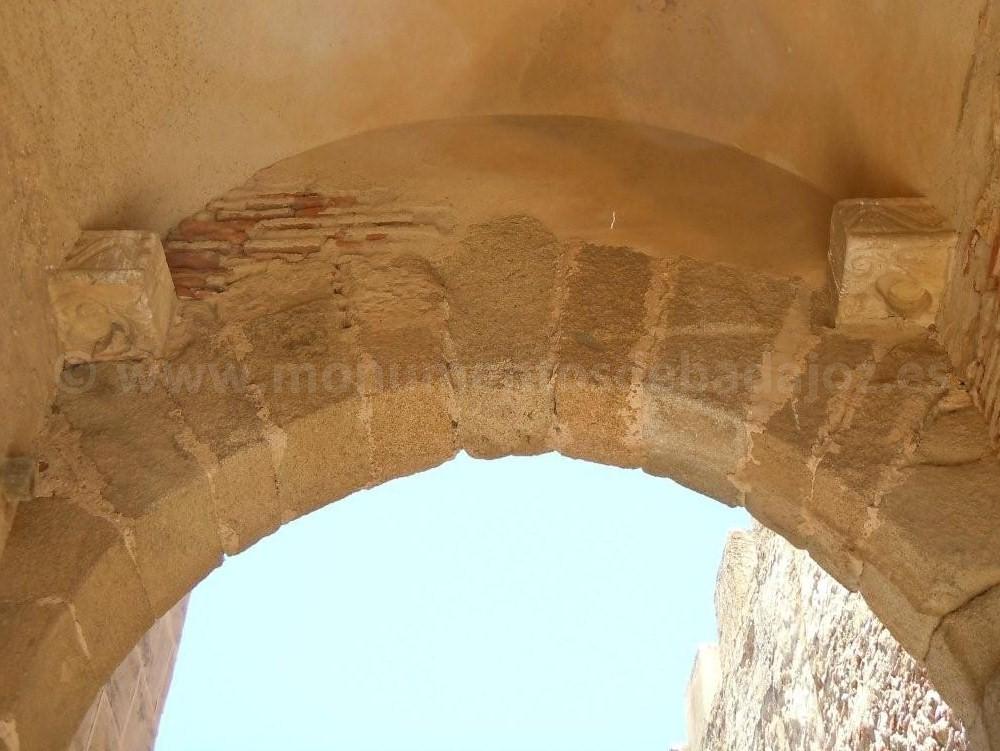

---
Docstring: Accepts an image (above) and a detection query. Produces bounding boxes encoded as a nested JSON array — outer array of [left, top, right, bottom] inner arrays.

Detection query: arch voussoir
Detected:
[[54, 366, 224, 619], [335, 251, 458, 482], [926, 583, 1000, 751], [641, 258, 802, 505], [436, 217, 563, 458], [551, 244, 661, 468]]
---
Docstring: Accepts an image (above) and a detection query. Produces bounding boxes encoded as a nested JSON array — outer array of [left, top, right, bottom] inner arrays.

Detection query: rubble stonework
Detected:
[[686, 526, 970, 751]]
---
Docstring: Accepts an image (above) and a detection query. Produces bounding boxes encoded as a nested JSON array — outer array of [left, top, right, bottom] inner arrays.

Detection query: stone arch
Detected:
[[1, 123, 999, 751]]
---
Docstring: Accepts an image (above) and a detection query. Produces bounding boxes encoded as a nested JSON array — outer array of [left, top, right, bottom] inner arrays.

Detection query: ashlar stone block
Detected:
[[828, 199, 955, 327], [48, 231, 176, 363]]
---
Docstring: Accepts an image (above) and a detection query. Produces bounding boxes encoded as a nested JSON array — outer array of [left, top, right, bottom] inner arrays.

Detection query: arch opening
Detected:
[[157, 452, 747, 750]]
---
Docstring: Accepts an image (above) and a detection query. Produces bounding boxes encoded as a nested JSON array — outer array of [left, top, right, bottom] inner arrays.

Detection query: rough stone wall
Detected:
[[685, 645, 721, 751], [68, 600, 187, 751], [942, 65, 1000, 451], [691, 527, 970, 751]]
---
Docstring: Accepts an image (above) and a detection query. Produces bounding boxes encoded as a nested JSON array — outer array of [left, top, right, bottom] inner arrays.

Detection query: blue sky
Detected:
[[156, 452, 748, 751]]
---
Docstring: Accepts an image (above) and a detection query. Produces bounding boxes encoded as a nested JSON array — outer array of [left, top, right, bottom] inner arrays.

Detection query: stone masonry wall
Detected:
[[68, 599, 187, 751], [942, 68, 1000, 453], [687, 526, 970, 751]]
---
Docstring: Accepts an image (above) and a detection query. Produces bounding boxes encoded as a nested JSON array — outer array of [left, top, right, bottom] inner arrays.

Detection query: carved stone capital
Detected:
[[828, 198, 955, 328], [48, 231, 176, 364]]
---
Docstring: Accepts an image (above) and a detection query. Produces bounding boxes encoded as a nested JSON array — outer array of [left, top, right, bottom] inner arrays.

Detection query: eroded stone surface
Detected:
[[48, 232, 176, 364], [829, 199, 955, 327], [55, 365, 223, 617], [553, 245, 658, 467], [687, 526, 971, 751], [643, 259, 800, 505], [437, 216, 561, 458]]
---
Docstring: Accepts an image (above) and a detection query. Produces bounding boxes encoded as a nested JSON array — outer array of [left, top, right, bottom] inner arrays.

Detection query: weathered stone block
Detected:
[[274, 399, 372, 520], [858, 562, 940, 659], [0, 602, 98, 751], [240, 296, 373, 520], [862, 459, 1000, 618], [0, 457, 35, 503], [640, 261, 801, 506], [742, 333, 875, 549], [810, 334, 949, 546], [554, 246, 656, 467], [828, 199, 955, 327], [927, 584, 1000, 737], [48, 231, 176, 363], [642, 387, 747, 505], [57, 365, 223, 617], [437, 217, 561, 457], [336, 252, 458, 480], [168, 317, 282, 555]]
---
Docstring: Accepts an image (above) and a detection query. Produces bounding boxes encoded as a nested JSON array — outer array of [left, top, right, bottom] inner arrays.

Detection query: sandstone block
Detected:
[[242, 298, 373, 519], [0, 602, 98, 751], [643, 387, 748, 505], [828, 199, 955, 327], [48, 231, 176, 363], [57, 365, 223, 617], [274, 399, 372, 520], [336, 251, 458, 481], [810, 335, 949, 545], [861, 459, 1000, 618], [554, 246, 657, 467], [927, 584, 1000, 736], [916, 398, 994, 466], [168, 318, 282, 555], [742, 333, 875, 548], [367, 379, 457, 482], [859, 562, 940, 659], [642, 259, 799, 505], [437, 217, 561, 457]]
